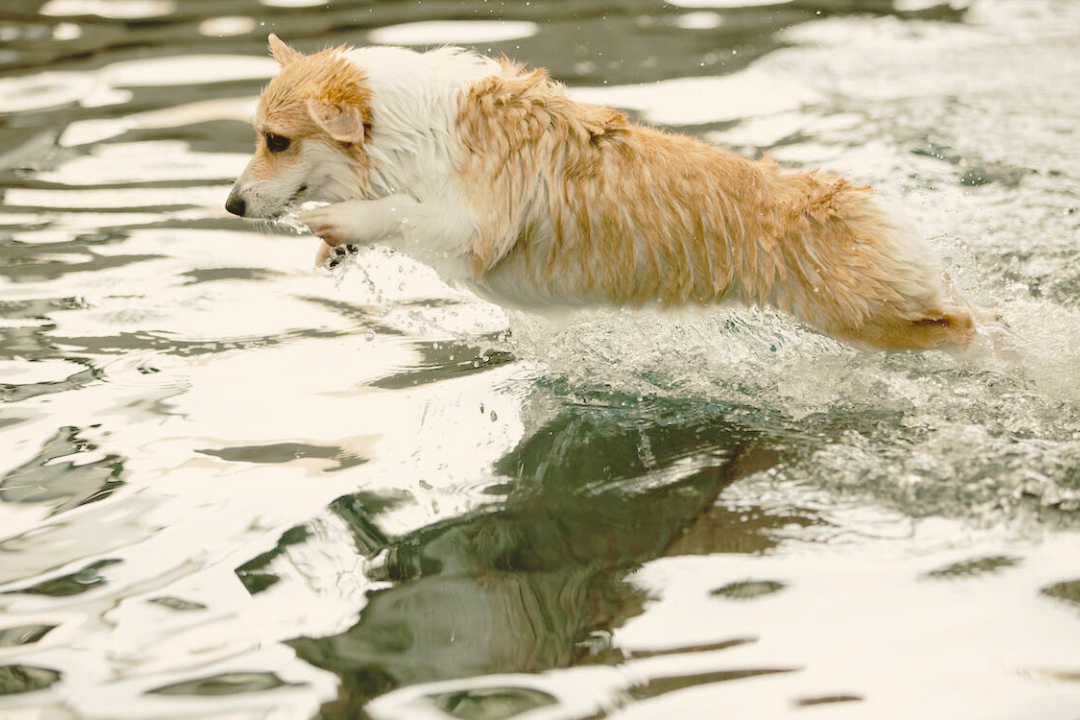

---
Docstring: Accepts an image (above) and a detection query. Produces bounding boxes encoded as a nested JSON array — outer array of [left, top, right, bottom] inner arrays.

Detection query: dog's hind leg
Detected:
[[739, 173, 994, 351]]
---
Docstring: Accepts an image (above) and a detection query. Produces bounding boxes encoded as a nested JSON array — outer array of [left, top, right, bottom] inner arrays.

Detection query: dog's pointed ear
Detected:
[[268, 34, 302, 67], [306, 98, 367, 145]]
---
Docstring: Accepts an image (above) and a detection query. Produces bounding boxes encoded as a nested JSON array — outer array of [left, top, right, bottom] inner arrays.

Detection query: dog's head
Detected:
[[226, 35, 372, 220]]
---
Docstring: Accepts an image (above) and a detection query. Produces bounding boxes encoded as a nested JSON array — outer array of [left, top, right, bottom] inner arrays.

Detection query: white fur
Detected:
[[323, 46, 499, 280], [230, 45, 499, 283]]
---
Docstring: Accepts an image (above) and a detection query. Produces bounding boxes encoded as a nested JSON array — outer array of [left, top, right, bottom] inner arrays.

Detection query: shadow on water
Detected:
[[0, 425, 124, 515], [0, 665, 62, 697], [284, 394, 815, 718]]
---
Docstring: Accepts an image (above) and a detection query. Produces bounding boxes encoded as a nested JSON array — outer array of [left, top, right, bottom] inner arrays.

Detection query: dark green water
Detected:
[[2, 1, 1080, 718]]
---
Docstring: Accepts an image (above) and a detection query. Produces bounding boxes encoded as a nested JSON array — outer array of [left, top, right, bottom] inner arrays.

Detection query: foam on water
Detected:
[[506, 281, 1080, 528], [490, 0, 1080, 531]]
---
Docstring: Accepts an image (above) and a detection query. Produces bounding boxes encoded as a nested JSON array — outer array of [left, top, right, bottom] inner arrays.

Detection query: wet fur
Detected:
[[227, 36, 985, 351]]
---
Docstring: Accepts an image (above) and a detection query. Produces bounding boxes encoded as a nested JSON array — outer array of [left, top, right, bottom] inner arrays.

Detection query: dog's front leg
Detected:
[[301, 195, 419, 249]]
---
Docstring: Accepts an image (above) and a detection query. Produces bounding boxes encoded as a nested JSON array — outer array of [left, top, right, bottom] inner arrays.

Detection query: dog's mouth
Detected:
[[279, 183, 309, 214], [256, 184, 311, 223]]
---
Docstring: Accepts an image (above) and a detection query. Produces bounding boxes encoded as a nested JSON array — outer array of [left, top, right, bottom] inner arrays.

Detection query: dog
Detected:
[[226, 34, 987, 351]]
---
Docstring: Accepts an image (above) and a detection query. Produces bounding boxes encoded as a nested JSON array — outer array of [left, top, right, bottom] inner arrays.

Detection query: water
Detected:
[[2, 1, 1080, 718]]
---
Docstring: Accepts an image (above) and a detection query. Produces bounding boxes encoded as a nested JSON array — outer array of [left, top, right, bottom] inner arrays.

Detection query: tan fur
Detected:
[[249, 39, 372, 188], [234, 39, 986, 352], [455, 62, 977, 351]]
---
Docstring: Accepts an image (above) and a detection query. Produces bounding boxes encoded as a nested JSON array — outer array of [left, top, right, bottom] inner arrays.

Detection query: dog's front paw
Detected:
[[300, 206, 353, 246], [314, 240, 359, 270]]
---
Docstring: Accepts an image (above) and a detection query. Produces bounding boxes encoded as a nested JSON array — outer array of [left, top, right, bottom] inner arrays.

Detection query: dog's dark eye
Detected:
[[265, 133, 291, 153]]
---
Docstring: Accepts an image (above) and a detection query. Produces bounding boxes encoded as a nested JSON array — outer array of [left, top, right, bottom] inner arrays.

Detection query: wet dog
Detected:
[[227, 35, 987, 350]]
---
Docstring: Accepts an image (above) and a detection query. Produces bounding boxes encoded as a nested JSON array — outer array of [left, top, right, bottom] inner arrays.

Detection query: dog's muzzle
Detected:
[[225, 190, 247, 217]]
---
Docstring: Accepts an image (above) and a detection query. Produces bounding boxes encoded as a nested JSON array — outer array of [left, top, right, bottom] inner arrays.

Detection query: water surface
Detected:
[[2, 1, 1080, 718]]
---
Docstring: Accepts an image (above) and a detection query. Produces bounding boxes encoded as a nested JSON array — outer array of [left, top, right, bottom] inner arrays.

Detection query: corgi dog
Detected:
[[226, 34, 987, 351]]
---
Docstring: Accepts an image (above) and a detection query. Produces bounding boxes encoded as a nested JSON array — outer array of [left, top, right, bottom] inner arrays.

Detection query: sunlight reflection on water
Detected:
[[368, 20, 541, 46], [1, 2, 1080, 719]]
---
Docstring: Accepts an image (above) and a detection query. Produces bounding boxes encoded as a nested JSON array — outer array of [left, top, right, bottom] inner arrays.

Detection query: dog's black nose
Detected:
[[225, 193, 246, 217]]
